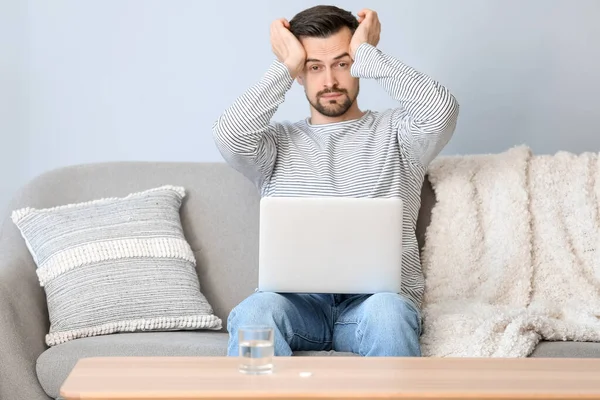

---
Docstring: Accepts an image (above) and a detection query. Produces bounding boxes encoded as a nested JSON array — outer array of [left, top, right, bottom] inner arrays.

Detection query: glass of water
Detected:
[[238, 325, 275, 374]]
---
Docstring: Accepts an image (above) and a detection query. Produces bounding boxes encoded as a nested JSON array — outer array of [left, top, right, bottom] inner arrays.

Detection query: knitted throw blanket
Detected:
[[420, 145, 600, 357]]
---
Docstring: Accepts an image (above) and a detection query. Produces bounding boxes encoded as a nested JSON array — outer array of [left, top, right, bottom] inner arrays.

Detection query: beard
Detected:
[[307, 85, 359, 118]]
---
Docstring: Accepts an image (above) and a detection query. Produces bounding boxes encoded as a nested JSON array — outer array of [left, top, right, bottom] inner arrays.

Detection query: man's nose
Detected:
[[324, 68, 337, 88]]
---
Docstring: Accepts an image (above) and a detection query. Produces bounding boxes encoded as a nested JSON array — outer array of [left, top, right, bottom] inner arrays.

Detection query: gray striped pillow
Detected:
[[11, 185, 222, 346]]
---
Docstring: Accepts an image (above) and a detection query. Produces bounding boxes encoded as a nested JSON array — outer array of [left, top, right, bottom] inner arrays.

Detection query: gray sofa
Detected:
[[2, 161, 600, 400]]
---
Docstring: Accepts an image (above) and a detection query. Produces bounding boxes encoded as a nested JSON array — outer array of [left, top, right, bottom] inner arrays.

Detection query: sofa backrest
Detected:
[[2, 161, 435, 331]]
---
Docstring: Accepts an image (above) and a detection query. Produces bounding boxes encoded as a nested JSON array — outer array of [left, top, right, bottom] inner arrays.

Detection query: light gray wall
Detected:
[[0, 0, 28, 216], [3, 0, 600, 212]]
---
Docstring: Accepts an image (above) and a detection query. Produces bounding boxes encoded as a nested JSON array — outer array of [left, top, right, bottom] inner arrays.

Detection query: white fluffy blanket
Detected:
[[420, 145, 600, 357]]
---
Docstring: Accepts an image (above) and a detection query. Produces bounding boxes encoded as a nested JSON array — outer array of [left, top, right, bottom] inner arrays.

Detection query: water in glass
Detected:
[[238, 326, 274, 374]]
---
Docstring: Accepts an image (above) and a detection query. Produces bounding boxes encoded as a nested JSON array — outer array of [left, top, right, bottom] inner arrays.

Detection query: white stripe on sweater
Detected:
[[213, 42, 459, 308]]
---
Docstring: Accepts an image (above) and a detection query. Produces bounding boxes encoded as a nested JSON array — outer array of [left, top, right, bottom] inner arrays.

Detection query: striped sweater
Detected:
[[213, 42, 459, 309]]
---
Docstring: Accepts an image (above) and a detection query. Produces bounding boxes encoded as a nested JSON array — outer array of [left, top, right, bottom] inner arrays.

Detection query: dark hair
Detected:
[[289, 5, 359, 39]]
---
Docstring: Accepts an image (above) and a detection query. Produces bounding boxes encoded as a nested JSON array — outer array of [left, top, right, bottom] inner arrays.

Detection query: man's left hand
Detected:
[[350, 9, 381, 59]]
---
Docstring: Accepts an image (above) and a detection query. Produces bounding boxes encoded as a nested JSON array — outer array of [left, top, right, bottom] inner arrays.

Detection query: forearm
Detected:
[[212, 60, 293, 188], [212, 60, 293, 157], [350, 43, 459, 135]]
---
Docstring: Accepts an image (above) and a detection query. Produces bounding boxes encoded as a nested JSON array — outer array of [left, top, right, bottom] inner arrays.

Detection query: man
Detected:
[[212, 5, 459, 357]]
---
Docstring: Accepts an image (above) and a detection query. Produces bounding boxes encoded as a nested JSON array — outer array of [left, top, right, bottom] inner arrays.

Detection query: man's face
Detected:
[[297, 27, 359, 118]]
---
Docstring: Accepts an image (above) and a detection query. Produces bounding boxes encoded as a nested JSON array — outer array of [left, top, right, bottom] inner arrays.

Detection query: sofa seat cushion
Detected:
[[530, 341, 600, 358], [37, 331, 229, 399], [294, 350, 355, 356], [38, 332, 600, 400], [37, 331, 356, 399]]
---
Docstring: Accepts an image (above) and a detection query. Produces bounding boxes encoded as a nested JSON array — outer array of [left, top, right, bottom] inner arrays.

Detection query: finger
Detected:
[[363, 9, 378, 23], [273, 18, 287, 27], [271, 19, 282, 32], [274, 20, 290, 37]]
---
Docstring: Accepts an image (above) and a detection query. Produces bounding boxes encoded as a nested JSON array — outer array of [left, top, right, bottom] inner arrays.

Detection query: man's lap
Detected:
[[228, 291, 421, 354]]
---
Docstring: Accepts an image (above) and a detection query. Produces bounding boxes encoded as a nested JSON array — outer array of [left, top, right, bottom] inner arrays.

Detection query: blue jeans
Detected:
[[226, 292, 422, 357]]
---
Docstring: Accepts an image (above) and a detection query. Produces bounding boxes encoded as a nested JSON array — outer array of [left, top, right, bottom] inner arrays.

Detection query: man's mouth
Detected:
[[321, 92, 343, 98]]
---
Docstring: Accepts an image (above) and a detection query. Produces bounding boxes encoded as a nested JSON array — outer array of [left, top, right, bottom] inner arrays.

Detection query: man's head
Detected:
[[289, 5, 360, 119]]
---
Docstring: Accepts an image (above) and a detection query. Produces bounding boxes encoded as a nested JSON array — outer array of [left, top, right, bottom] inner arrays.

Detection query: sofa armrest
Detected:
[[0, 216, 52, 400]]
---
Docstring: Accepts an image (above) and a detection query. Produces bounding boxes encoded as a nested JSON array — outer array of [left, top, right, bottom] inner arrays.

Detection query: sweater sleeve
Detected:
[[212, 60, 294, 191], [350, 43, 459, 168]]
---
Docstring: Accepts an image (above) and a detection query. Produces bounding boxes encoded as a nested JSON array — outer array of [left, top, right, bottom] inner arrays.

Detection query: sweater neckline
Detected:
[[304, 110, 372, 129]]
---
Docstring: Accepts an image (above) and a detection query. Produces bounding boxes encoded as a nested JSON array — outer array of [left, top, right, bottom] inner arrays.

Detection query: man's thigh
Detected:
[[231, 292, 334, 352], [332, 293, 421, 355], [279, 292, 334, 351]]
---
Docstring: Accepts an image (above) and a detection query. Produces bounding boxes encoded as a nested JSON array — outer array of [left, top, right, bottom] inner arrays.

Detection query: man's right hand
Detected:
[[270, 18, 306, 79]]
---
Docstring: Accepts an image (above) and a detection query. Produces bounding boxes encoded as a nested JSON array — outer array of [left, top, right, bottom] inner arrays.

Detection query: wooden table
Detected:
[[60, 356, 600, 399]]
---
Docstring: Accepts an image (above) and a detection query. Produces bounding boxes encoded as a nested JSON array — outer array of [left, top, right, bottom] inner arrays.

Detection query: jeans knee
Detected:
[[227, 292, 298, 357], [355, 293, 422, 356], [227, 292, 291, 331], [361, 293, 421, 335]]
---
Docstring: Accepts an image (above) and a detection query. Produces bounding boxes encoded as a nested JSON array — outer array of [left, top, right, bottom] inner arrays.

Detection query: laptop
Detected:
[[257, 196, 403, 294]]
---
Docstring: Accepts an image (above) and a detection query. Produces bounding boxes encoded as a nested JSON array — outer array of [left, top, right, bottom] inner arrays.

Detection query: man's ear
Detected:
[[296, 74, 305, 86]]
